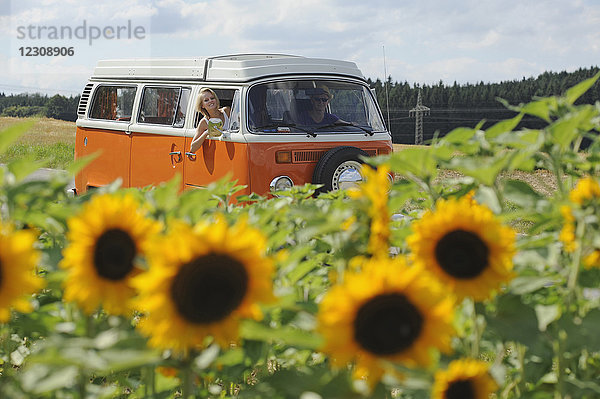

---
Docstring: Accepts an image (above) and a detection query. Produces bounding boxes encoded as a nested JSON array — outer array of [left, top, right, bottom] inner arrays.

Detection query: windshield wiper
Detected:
[[314, 121, 374, 135], [255, 123, 316, 137]]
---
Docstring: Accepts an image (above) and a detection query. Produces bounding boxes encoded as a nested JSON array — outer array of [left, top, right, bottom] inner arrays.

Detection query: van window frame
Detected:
[[88, 84, 138, 123], [192, 87, 239, 129], [137, 85, 192, 129], [245, 77, 385, 135]]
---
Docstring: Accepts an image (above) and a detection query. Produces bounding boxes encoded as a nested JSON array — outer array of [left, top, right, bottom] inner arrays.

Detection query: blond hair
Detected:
[[195, 88, 221, 119]]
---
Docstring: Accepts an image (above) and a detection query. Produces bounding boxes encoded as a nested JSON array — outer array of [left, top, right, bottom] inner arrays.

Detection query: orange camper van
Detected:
[[74, 54, 393, 196]]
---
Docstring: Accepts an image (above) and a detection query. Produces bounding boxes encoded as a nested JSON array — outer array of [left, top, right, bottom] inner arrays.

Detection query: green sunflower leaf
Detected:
[[20, 364, 79, 394], [485, 113, 523, 139], [502, 179, 543, 209], [444, 126, 477, 143], [565, 71, 600, 105], [66, 151, 101, 175], [387, 146, 438, 180], [7, 156, 48, 182], [240, 320, 323, 349], [510, 276, 557, 295], [520, 97, 557, 123], [484, 294, 539, 347], [534, 304, 561, 332]]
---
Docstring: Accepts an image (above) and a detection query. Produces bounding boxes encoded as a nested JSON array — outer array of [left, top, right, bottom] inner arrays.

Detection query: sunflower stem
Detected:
[[180, 354, 195, 399], [143, 366, 156, 398], [554, 330, 568, 399], [494, 180, 507, 213], [470, 299, 481, 358], [85, 313, 96, 338], [551, 153, 567, 197], [78, 371, 87, 399]]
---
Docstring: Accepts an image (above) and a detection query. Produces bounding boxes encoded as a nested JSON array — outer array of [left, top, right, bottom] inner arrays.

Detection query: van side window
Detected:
[[89, 86, 136, 121], [139, 87, 191, 127]]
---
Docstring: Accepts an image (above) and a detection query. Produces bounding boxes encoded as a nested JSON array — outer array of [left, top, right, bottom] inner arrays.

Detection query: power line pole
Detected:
[[382, 45, 391, 130], [409, 90, 430, 145]]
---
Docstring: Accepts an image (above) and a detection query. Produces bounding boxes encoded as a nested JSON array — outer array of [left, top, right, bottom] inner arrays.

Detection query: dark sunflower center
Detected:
[[353, 293, 423, 356], [434, 230, 489, 279], [445, 379, 475, 399], [93, 228, 137, 281], [170, 253, 249, 324]]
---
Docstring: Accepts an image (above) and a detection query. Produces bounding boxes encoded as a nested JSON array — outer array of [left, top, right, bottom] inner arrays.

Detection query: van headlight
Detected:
[[270, 176, 294, 192]]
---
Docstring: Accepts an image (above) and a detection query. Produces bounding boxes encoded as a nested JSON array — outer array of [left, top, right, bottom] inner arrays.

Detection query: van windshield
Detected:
[[248, 80, 386, 134]]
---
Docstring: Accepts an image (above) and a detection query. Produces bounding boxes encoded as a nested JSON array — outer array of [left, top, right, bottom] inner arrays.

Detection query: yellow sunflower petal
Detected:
[[0, 225, 44, 323], [317, 256, 455, 386], [60, 193, 161, 316], [132, 216, 275, 354], [407, 196, 516, 301], [569, 176, 600, 205], [432, 358, 498, 399]]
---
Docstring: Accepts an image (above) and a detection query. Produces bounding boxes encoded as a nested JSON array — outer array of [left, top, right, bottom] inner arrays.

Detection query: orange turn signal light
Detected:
[[276, 151, 292, 163]]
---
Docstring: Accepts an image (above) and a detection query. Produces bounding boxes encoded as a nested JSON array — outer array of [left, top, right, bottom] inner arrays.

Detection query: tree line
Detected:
[[368, 66, 600, 143], [0, 93, 79, 122], [2, 66, 599, 143]]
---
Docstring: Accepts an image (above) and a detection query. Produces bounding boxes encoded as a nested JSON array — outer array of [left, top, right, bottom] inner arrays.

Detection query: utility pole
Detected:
[[409, 90, 430, 145]]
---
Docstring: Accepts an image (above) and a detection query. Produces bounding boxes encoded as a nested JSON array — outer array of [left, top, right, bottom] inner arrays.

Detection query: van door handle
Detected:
[[169, 151, 182, 163], [185, 152, 195, 157]]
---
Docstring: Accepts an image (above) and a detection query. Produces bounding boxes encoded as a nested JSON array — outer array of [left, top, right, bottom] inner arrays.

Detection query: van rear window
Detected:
[[89, 86, 137, 121]]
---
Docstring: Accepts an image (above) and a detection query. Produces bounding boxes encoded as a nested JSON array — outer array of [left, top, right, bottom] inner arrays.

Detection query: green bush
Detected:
[[1, 105, 47, 118]]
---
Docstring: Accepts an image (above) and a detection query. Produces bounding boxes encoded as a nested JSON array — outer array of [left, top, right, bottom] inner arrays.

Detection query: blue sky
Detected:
[[1, 0, 599, 96]]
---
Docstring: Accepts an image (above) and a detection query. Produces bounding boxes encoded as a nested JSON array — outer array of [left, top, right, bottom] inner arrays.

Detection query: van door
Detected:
[[76, 84, 138, 192], [129, 86, 191, 189], [183, 88, 250, 193]]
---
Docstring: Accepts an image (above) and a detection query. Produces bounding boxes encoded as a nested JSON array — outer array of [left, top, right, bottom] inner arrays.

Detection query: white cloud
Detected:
[[0, 54, 89, 94], [1, 0, 599, 95]]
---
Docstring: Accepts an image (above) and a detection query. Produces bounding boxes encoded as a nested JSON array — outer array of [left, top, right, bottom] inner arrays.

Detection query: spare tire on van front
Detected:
[[312, 146, 371, 194]]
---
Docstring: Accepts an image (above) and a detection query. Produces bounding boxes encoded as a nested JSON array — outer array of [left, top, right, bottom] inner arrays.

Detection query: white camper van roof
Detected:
[[90, 54, 365, 82]]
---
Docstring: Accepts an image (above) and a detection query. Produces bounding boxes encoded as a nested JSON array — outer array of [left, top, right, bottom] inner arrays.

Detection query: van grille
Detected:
[[293, 150, 326, 163], [292, 148, 378, 163], [77, 83, 94, 117]]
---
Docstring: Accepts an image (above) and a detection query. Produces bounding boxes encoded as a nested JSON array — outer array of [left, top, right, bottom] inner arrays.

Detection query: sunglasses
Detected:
[[312, 97, 329, 103]]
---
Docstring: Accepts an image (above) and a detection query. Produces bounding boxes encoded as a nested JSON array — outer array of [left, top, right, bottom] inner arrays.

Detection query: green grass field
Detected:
[[0, 117, 75, 169]]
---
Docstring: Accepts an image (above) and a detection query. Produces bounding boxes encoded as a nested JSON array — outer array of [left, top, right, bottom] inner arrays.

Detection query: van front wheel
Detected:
[[312, 146, 370, 193]]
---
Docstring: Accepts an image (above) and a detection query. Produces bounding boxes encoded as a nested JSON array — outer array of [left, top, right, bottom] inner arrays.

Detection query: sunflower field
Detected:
[[1, 74, 600, 399]]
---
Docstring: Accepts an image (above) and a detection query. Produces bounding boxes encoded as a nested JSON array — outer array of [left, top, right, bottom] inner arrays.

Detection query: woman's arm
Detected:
[[190, 118, 209, 153]]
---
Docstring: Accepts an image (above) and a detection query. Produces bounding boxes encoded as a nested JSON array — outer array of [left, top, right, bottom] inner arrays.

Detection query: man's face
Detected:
[[311, 95, 329, 111]]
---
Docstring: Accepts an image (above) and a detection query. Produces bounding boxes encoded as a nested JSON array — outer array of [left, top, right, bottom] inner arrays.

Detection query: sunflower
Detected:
[[132, 216, 275, 354], [432, 358, 498, 399], [407, 196, 516, 301], [0, 225, 44, 322], [317, 256, 455, 383], [348, 165, 391, 257], [569, 176, 600, 205], [60, 193, 160, 315]]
